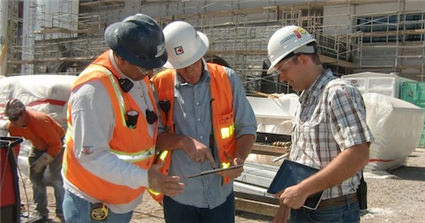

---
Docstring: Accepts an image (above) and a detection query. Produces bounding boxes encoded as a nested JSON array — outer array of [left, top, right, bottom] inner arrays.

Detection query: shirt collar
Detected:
[[299, 68, 335, 103]]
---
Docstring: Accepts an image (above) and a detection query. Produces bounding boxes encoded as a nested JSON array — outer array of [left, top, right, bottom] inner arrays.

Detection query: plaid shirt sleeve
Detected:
[[327, 83, 374, 150]]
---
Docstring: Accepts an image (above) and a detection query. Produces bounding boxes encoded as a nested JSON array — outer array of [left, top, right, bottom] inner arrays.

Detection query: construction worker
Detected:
[[267, 25, 374, 223], [62, 14, 184, 223], [4, 98, 65, 222], [151, 21, 257, 223]]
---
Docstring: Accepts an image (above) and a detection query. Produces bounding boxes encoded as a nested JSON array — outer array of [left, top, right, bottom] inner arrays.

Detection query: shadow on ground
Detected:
[[389, 166, 425, 181]]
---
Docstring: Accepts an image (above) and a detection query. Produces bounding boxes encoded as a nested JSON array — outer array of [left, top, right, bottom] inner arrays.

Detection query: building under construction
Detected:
[[1, 0, 424, 94]]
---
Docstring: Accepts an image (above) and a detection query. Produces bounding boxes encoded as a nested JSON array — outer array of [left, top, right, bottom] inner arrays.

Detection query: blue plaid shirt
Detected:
[[291, 69, 374, 199]]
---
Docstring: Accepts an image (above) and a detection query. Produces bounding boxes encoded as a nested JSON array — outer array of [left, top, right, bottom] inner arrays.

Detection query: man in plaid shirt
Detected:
[[267, 25, 374, 223]]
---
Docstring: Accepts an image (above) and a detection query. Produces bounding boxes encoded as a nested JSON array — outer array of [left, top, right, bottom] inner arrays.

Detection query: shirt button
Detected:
[[200, 135, 204, 139], [197, 118, 201, 121], [196, 102, 200, 106]]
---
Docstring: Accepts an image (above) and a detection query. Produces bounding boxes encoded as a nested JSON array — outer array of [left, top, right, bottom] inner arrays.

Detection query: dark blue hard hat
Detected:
[[104, 13, 167, 69]]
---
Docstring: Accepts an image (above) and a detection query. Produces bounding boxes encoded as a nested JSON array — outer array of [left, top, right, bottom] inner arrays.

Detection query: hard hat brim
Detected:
[[163, 31, 209, 69], [267, 52, 288, 74], [267, 40, 316, 74], [105, 22, 168, 69]]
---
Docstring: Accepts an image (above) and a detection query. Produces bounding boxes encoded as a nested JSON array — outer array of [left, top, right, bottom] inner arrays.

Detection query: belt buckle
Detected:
[[90, 203, 109, 221]]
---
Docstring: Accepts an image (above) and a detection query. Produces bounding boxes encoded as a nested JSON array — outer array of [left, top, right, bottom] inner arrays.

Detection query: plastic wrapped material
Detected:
[[342, 72, 415, 98], [247, 94, 299, 136], [0, 74, 76, 176], [363, 93, 424, 170], [0, 75, 76, 129]]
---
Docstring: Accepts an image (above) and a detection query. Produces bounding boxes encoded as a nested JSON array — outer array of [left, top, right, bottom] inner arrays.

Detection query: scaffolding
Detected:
[[7, 0, 108, 75], [6, 0, 425, 87], [154, 3, 361, 94], [151, 0, 424, 85], [1, 0, 20, 76]]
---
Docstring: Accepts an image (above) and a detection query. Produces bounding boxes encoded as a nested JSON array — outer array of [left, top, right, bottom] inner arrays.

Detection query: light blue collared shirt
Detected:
[[158, 60, 257, 209]]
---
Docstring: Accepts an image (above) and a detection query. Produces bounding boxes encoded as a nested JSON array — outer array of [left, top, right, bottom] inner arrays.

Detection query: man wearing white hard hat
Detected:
[[267, 25, 374, 223], [151, 21, 257, 223]]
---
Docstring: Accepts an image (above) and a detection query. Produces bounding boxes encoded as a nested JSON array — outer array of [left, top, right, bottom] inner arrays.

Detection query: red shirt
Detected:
[[9, 109, 64, 157]]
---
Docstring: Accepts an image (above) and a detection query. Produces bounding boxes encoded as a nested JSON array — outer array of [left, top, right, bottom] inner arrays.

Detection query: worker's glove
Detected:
[[31, 152, 54, 173]]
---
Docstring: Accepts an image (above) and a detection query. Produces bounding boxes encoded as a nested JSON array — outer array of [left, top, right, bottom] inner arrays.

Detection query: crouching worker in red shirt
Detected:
[[5, 98, 65, 222]]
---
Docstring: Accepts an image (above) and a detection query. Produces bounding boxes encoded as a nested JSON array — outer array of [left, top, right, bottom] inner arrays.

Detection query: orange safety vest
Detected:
[[63, 51, 159, 205], [150, 62, 236, 203]]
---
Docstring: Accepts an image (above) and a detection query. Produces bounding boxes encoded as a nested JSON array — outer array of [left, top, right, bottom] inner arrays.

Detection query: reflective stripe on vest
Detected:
[[151, 62, 235, 189], [73, 65, 156, 162], [220, 125, 235, 139], [63, 56, 157, 204], [110, 146, 155, 163], [79, 65, 127, 127]]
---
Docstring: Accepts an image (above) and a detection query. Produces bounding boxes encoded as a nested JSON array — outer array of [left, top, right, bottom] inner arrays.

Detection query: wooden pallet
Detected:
[[234, 143, 286, 217], [235, 196, 278, 217]]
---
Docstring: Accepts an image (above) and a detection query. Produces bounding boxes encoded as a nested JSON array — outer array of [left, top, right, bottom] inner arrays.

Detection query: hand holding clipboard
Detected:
[[268, 159, 324, 210]]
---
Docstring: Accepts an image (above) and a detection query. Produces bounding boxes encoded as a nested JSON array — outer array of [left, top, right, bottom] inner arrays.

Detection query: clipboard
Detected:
[[185, 164, 243, 179], [267, 159, 324, 210]]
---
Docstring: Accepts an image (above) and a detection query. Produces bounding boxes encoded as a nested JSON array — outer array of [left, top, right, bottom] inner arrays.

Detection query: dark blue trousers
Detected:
[[163, 192, 235, 223]]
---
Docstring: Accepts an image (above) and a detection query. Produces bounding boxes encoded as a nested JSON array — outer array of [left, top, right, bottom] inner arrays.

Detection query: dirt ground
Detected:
[[17, 148, 425, 223]]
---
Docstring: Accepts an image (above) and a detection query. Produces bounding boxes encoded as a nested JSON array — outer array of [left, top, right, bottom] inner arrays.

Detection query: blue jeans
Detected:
[[289, 200, 360, 223], [163, 192, 235, 223], [28, 148, 64, 217], [63, 190, 133, 223]]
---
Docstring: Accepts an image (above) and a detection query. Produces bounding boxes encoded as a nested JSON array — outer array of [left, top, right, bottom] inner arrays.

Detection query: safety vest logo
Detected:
[[174, 46, 184, 55], [82, 145, 93, 155]]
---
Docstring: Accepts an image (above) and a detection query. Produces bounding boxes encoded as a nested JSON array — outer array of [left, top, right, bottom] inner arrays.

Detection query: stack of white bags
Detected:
[[247, 92, 424, 171], [0, 74, 76, 175]]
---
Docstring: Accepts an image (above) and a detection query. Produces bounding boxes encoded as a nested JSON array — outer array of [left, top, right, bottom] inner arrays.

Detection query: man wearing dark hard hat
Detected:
[[62, 13, 184, 223], [5, 98, 65, 222]]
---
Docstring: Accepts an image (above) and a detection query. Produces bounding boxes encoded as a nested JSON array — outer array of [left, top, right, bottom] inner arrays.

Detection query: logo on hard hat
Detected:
[[155, 43, 166, 58], [174, 46, 184, 55], [293, 30, 302, 38], [280, 27, 309, 45], [297, 27, 307, 35], [294, 27, 307, 39]]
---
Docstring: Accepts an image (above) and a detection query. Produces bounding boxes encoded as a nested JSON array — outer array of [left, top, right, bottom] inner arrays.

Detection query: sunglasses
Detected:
[[136, 65, 153, 76], [9, 112, 23, 122], [275, 55, 298, 74]]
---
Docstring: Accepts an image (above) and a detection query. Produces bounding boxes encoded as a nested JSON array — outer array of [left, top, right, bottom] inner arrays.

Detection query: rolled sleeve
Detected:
[[225, 67, 257, 138], [328, 85, 374, 150]]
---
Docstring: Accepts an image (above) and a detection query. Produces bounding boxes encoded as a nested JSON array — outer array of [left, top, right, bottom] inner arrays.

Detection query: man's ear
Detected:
[[113, 53, 125, 66], [297, 54, 309, 65]]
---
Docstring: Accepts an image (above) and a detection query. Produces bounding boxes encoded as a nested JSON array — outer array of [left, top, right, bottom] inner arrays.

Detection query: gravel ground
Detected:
[[17, 148, 425, 222]]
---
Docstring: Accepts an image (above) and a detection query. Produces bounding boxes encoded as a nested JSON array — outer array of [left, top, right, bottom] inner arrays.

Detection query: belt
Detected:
[[317, 193, 357, 209]]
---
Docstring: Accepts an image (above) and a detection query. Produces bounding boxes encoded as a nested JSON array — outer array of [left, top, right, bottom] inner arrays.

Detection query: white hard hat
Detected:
[[163, 21, 209, 69], [267, 25, 316, 74]]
